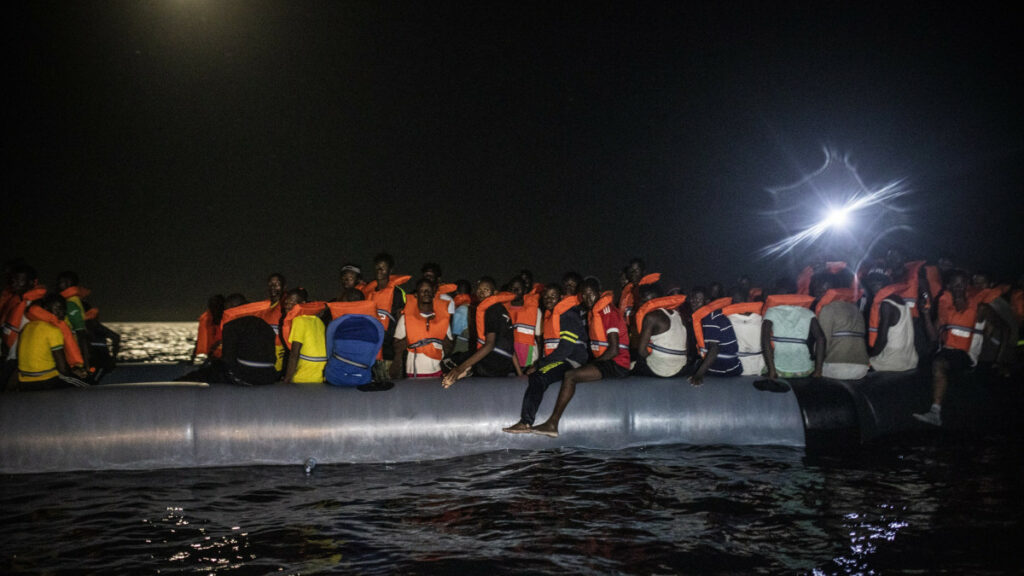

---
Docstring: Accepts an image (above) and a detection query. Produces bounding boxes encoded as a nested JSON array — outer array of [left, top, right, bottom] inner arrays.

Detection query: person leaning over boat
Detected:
[[8, 292, 88, 391], [760, 291, 825, 381], [281, 288, 329, 384], [361, 252, 410, 384], [688, 286, 741, 386], [442, 277, 520, 385], [529, 277, 631, 437], [632, 282, 688, 378], [393, 277, 453, 379], [502, 283, 588, 434]]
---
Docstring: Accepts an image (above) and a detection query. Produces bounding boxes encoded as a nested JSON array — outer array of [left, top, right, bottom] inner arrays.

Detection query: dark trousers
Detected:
[[520, 361, 574, 425]]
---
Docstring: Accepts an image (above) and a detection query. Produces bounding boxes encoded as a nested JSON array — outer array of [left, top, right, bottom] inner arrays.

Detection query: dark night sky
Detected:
[[5, 1, 1022, 320]]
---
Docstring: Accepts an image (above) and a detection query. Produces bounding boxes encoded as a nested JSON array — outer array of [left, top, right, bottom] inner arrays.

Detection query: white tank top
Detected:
[[727, 312, 765, 376], [869, 300, 918, 372], [647, 309, 687, 377]]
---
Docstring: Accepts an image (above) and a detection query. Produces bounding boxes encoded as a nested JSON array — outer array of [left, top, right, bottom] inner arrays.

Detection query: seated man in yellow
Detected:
[[11, 293, 88, 391], [281, 288, 328, 384]]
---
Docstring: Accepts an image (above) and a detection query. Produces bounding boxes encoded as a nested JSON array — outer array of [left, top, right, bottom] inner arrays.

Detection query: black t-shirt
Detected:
[[477, 303, 515, 375]]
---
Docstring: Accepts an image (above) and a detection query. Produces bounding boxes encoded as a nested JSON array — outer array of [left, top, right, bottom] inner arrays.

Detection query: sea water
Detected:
[[1, 323, 1021, 574]]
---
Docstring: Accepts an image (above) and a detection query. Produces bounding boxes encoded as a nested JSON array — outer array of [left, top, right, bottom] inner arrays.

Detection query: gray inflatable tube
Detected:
[[1, 374, 806, 474]]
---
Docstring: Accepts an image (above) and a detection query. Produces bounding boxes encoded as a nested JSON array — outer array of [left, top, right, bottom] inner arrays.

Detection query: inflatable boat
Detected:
[[0, 364, 1018, 474]]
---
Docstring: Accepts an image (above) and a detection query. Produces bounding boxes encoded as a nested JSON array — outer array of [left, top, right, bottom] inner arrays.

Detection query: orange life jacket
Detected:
[[25, 305, 85, 367], [508, 294, 541, 349], [814, 288, 857, 315], [619, 273, 661, 320], [475, 292, 515, 349], [867, 283, 908, 347], [195, 310, 223, 358], [84, 308, 99, 321], [281, 302, 328, 346], [361, 275, 411, 330], [453, 294, 472, 308], [900, 261, 943, 317], [436, 283, 458, 297], [220, 301, 274, 330], [938, 291, 983, 352], [528, 283, 545, 296], [542, 295, 579, 356], [1011, 289, 1024, 326], [692, 297, 733, 356], [326, 300, 377, 320], [403, 297, 451, 361], [60, 286, 91, 301], [721, 301, 763, 317], [588, 292, 626, 357], [747, 287, 764, 302], [0, 288, 13, 322], [3, 286, 47, 349], [635, 294, 688, 337], [764, 294, 815, 311]]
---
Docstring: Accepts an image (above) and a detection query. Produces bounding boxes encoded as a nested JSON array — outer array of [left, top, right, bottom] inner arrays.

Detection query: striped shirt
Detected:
[[701, 310, 743, 376]]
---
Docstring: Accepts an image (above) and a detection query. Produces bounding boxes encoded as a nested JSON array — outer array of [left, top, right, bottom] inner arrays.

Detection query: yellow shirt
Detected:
[[288, 315, 327, 383], [17, 321, 64, 382]]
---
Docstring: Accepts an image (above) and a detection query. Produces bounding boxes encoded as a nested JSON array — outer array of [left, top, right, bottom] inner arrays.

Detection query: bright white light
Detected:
[[823, 206, 850, 228]]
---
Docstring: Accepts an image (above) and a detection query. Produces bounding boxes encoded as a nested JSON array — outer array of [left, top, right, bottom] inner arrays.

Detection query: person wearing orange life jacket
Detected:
[[507, 277, 543, 368], [812, 273, 869, 380], [421, 262, 457, 316], [8, 293, 89, 391], [393, 278, 453, 378], [335, 263, 365, 300], [720, 285, 765, 376], [529, 277, 631, 438], [618, 258, 660, 330], [561, 271, 583, 297], [55, 271, 92, 370], [442, 277, 520, 387], [633, 282, 688, 378], [687, 286, 741, 386], [278, 288, 329, 385], [913, 270, 988, 426], [866, 271, 919, 373], [503, 283, 589, 434], [761, 291, 826, 381], [519, 269, 545, 298], [192, 294, 226, 363], [360, 253, 410, 383], [246, 273, 288, 373]]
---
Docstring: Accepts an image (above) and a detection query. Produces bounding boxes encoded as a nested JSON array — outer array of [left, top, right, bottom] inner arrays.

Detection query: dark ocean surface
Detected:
[[2, 323, 1021, 574]]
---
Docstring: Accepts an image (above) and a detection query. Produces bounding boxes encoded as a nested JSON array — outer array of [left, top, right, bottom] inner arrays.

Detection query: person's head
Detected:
[[541, 284, 563, 312], [809, 273, 832, 299], [56, 271, 79, 292], [626, 258, 645, 283], [8, 264, 37, 295], [519, 269, 534, 290], [864, 271, 890, 296], [508, 276, 526, 299], [267, 273, 286, 303], [708, 281, 723, 300], [339, 264, 361, 290], [420, 263, 442, 286], [737, 275, 752, 292], [618, 267, 629, 289], [413, 277, 436, 305], [475, 276, 497, 301], [224, 293, 248, 309], [37, 292, 66, 319], [971, 271, 990, 289], [945, 270, 969, 298], [885, 246, 906, 271], [936, 255, 955, 272], [561, 271, 582, 296], [373, 253, 394, 283], [455, 279, 472, 296], [688, 285, 708, 312], [340, 288, 365, 302], [728, 285, 748, 303], [579, 277, 603, 310], [639, 282, 663, 304], [282, 287, 308, 314]]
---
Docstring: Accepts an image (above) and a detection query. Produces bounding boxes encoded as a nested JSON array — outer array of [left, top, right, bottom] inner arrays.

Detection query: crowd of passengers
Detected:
[[3, 250, 1022, 434]]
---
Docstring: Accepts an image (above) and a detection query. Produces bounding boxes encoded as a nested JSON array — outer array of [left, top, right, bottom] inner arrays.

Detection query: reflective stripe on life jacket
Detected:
[[475, 292, 515, 349], [509, 294, 541, 349], [25, 305, 85, 367], [938, 291, 983, 352], [361, 275, 411, 330], [692, 297, 733, 356], [542, 295, 579, 356]]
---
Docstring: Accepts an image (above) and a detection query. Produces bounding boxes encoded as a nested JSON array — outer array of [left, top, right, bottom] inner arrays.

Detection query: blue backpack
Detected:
[[324, 314, 384, 386]]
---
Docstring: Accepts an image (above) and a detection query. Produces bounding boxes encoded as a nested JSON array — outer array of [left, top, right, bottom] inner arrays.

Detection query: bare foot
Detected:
[[530, 422, 558, 438], [502, 421, 533, 434]]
